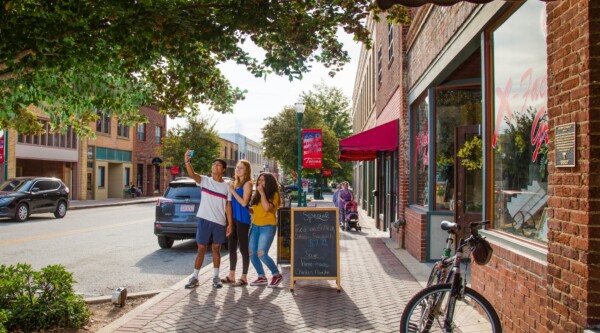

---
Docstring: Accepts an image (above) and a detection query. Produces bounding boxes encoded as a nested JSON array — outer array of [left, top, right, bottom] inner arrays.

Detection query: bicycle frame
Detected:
[[429, 221, 459, 286]]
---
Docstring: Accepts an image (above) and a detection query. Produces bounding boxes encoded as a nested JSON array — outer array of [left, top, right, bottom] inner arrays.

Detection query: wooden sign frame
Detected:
[[290, 207, 341, 292]]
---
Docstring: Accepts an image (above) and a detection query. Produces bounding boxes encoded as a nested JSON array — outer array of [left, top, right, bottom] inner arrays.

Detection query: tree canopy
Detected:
[[158, 116, 220, 175], [261, 83, 354, 183], [0, 0, 409, 137]]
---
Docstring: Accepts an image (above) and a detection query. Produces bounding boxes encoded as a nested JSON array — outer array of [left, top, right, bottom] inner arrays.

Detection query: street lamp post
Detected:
[[295, 97, 306, 207]]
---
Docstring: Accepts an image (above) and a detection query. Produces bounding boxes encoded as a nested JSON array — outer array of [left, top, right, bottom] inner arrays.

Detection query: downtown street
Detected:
[[0, 202, 210, 298]]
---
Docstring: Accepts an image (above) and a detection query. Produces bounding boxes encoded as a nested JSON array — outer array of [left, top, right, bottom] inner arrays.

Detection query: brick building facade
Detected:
[[351, 1, 599, 331], [134, 105, 168, 197]]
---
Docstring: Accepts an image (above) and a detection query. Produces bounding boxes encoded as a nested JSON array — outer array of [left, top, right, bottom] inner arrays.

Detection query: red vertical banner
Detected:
[[0, 130, 4, 164], [302, 128, 322, 168]]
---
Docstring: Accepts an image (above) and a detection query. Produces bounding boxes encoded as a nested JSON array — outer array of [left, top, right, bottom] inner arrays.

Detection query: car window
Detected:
[[165, 186, 201, 199], [0, 179, 32, 192], [33, 181, 52, 191]]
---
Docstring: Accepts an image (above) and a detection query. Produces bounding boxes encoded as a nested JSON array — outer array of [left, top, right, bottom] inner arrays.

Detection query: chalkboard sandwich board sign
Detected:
[[290, 207, 340, 292]]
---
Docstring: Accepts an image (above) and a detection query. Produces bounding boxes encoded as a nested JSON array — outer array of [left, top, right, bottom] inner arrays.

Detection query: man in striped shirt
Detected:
[[183, 150, 233, 289]]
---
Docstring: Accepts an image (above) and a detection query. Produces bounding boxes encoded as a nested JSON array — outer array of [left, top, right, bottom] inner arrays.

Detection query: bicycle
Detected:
[[400, 221, 502, 333], [426, 220, 460, 287]]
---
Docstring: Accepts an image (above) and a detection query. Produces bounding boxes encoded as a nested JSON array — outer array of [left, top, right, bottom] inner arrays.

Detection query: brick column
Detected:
[[546, 1, 600, 331]]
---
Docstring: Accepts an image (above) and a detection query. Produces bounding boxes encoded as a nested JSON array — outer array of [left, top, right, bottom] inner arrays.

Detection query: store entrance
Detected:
[[454, 125, 483, 233]]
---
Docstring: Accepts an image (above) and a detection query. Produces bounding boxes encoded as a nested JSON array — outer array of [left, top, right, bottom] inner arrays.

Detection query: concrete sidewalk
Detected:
[[98, 199, 430, 333]]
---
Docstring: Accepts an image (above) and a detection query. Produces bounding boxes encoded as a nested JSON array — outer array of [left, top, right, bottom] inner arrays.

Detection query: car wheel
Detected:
[[54, 200, 67, 218], [14, 203, 29, 222], [158, 236, 174, 249]]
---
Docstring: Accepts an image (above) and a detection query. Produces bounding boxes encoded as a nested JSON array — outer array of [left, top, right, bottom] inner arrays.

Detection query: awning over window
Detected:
[[339, 119, 399, 161], [376, 0, 552, 10]]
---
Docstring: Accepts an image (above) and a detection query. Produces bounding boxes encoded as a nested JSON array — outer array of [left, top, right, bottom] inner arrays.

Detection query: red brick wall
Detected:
[[471, 244, 548, 333], [406, 3, 477, 90], [405, 207, 427, 261], [545, 0, 599, 330], [136, 105, 168, 196], [376, 14, 403, 120]]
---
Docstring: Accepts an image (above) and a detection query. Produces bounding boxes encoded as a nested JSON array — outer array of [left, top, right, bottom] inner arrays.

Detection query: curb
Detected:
[[69, 198, 156, 211], [96, 258, 221, 333]]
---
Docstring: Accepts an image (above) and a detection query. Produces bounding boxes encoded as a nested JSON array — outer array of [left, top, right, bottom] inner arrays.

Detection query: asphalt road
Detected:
[[0, 203, 219, 297]]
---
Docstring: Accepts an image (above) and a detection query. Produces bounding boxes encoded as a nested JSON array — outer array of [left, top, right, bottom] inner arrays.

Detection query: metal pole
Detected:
[[296, 112, 304, 207]]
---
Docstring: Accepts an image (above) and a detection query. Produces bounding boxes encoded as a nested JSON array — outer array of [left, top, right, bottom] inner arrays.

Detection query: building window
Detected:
[[117, 122, 130, 138], [137, 164, 144, 189], [412, 95, 429, 207], [98, 166, 106, 188], [124, 167, 131, 186], [17, 120, 77, 149], [137, 124, 145, 141], [434, 87, 482, 211], [388, 23, 394, 62], [377, 45, 383, 85], [96, 110, 111, 134], [490, 1, 548, 243], [155, 126, 162, 144], [154, 165, 161, 192]]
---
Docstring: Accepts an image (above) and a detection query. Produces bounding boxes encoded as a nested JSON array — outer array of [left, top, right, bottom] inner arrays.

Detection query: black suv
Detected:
[[0, 177, 70, 222], [154, 177, 202, 249]]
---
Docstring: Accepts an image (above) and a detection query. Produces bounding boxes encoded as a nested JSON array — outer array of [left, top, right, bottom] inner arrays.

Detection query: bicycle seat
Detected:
[[441, 220, 459, 231]]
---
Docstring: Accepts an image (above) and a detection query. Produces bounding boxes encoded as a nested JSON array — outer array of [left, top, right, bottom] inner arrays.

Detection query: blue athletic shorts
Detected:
[[196, 218, 226, 245]]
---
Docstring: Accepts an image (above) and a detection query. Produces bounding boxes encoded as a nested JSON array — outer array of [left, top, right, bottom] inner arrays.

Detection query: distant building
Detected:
[[2, 105, 166, 200], [217, 137, 238, 178], [219, 133, 276, 181]]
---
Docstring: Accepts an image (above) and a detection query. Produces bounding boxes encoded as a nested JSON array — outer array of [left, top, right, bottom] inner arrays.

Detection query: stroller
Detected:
[[341, 200, 361, 232]]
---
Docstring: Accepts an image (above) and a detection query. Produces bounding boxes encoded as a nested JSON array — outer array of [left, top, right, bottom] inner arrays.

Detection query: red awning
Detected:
[[339, 119, 398, 161], [377, 0, 553, 10]]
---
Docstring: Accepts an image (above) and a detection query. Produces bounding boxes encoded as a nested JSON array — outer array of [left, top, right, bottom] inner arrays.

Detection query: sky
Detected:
[[167, 31, 362, 143]]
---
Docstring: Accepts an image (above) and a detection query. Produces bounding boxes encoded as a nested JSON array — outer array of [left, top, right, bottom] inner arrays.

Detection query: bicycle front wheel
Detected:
[[400, 284, 501, 333]]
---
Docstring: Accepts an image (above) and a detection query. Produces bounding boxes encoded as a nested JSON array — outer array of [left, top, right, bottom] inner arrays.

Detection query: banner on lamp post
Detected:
[[0, 130, 4, 164], [302, 128, 322, 168]]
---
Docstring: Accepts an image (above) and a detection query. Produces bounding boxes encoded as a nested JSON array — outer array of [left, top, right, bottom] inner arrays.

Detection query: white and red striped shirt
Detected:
[[196, 175, 231, 226]]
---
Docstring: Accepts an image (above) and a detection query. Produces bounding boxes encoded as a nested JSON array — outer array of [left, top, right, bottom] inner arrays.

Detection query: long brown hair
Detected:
[[234, 160, 252, 188], [250, 172, 280, 206]]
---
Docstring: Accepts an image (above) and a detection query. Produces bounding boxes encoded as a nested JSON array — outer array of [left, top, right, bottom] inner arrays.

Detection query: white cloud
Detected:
[[167, 31, 361, 143]]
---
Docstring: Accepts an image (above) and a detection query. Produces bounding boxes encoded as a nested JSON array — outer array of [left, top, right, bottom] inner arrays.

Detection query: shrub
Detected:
[[0, 263, 90, 331]]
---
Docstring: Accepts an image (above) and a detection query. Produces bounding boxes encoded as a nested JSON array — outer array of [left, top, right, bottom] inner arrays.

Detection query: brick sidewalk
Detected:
[[104, 202, 422, 333]]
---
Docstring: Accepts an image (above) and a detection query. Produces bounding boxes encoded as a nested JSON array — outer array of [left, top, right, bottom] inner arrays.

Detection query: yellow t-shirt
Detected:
[[252, 192, 280, 226]]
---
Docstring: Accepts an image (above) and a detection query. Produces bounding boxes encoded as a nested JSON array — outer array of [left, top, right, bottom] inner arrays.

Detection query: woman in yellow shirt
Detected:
[[248, 172, 282, 287]]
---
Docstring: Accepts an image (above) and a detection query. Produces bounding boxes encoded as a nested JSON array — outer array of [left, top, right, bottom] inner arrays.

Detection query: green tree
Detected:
[[262, 106, 337, 179], [158, 117, 220, 175], [262, 84, 355, 184], [301, 83, 353, 182], [0, 1, 409, 137]]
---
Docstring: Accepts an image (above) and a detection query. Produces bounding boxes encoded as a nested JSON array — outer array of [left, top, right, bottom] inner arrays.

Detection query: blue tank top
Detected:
[[232, 185, 251, 224]]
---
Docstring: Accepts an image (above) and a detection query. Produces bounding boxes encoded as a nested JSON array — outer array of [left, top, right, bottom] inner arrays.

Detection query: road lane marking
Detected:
[[0, 219, 149, 247]]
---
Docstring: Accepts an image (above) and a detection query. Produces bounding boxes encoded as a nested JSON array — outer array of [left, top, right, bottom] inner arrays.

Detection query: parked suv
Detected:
[[0, 177, 69, 222], [154, 177, 202, 249]]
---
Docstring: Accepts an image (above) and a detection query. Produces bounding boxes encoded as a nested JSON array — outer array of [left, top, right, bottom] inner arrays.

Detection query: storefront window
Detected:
[[435, 88, 482, 211], [491, 1, 548, 243], [413, 95, 429, 207]]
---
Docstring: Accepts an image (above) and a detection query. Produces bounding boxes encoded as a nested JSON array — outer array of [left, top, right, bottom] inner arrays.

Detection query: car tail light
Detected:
[[157, 198, 173, 206]]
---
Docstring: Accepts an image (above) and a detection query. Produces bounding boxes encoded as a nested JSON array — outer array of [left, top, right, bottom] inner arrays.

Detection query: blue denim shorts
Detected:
[[196, 218, 226, 245]]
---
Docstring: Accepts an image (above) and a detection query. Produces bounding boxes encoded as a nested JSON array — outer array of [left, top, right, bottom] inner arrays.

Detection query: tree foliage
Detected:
[[158, 117, 220, 175], [262, 83, 354, 184], [301, 83, 353, 182], [0, 0, 409, 137]]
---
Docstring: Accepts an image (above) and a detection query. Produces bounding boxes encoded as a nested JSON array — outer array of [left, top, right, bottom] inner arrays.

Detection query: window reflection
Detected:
[[492, 1, 548, 243], [413, 95, 429, 207]]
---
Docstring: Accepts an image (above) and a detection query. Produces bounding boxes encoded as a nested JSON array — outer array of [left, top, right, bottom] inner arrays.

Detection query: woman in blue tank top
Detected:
[[221, 160, 253, 286]]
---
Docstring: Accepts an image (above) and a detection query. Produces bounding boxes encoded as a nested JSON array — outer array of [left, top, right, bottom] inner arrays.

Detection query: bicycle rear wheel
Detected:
[[400, 284, 501, 333]]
